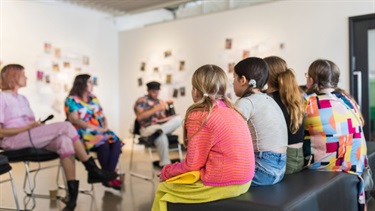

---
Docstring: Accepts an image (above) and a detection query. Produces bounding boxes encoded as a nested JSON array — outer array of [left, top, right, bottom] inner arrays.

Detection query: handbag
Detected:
[[363, 165, 374, 191]]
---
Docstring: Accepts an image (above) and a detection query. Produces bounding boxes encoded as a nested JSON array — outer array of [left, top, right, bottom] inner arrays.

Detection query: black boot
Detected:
[[82, 157, 118, 183], [62, 180, 79, 211]]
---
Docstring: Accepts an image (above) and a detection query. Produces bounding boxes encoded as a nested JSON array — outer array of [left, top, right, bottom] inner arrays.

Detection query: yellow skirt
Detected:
[[151, 180, 251, 211]]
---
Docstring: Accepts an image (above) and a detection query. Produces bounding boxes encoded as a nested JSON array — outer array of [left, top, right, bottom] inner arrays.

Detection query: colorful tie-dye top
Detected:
[[64, 94, 121, 150], [303, 91, 367, 173]]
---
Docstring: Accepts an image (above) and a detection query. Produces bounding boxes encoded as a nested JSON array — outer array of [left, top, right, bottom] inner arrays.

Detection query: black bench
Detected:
[[168, 141, 375, 211]]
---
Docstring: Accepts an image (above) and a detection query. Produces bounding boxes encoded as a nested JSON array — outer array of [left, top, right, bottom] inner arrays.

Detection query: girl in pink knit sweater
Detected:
[[152, 64, 255, 211]]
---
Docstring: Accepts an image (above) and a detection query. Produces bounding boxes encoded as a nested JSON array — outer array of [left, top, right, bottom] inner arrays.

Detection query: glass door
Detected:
[[349, 13, 375, 141]]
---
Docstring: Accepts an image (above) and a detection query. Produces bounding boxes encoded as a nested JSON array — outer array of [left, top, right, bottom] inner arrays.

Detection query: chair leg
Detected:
[[9, 170, 20, 211], [177, 144, 183, 162], [22, 162, 36, 210], [129, 138, 155, 181]]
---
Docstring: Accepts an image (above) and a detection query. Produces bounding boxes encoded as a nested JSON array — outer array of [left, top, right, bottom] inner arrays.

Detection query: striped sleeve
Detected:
[[161, 110, 213, 180]]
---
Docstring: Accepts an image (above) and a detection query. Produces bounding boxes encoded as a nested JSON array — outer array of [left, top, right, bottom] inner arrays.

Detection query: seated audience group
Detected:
[[0, 55, 369, 211]]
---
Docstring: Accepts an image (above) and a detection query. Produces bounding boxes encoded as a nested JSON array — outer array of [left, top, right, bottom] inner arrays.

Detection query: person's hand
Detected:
[[157, 173, 164, 182], [155, 101, 167, 112], [96, 127, 108, 133], [28, 121, 42, 129]]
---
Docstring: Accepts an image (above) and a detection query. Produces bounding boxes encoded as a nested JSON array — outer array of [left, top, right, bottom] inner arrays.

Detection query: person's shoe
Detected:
[[82, 157, 118, 183], [102, 179, 122, 191], [62, 180, 79, 211]]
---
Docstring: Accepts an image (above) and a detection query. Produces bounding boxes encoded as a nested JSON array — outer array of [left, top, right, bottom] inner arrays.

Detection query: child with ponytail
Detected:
[[152, 64, 255, 211], [233, 57, 288, 186], [264, 56, 305, 174], [304, 59, 368, 210]]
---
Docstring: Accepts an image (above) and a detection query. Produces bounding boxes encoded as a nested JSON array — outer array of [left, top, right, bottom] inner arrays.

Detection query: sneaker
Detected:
[[102, 179, 121, 191]]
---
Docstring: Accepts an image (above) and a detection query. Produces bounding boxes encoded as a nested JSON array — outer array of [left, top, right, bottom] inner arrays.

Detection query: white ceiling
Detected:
[[59, 0, 197, 16]]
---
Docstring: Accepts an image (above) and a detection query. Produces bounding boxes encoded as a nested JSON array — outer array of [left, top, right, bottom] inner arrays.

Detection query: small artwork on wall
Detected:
[[54, 48, 61, 59], [44, 43, 52, 54], [153, 67, 159, 72], [180, 87, 186, 97], [225, 38, 232, 50], [242, 50, 250, 59], [279, 43, 286, 50], [45, 74, 51, 84], [138, 78, 143, 87], [75, 67, 81, 72], [173, 88, 178, 98], [166, 74, 172, 84], [164, 50, 172, 58], [179, 61, 185, 71], [140, 62, 146, 71], [53, 63, 59, 72], [83, 56, 89, 66], [36, 70, 44, 81], [92, 77, 98, 86], [228, 62, 235, 73], [63, 61, 70, 69]]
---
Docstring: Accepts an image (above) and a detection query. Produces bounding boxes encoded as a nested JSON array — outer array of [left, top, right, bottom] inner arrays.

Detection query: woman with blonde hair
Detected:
[[264, 56, 305, 174], [152, 64, 255, 210]]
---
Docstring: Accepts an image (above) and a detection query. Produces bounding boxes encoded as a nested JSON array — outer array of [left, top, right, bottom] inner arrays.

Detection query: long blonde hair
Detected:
[[264, 56, 304, 134], [183, 64, 243, 146]]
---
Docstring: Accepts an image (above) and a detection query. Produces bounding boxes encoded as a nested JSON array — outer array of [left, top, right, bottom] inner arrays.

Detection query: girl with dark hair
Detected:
[[65, 74, 123, 190], [304, 59, 368, 210], [152, 64, 254, 210], [0, 65, 117, 210], [264, 56, 305, 174], [233, 57, 287, 186]]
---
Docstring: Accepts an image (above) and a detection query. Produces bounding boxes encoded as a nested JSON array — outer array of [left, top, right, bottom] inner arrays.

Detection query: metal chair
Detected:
[[0, 155, 20, 211], [0, 148, 62, 210], [129, 119, 183, 181]]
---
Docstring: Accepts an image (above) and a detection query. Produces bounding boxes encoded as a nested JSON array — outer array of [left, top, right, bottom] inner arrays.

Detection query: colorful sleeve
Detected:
[[65, 96, 79, 114], [161, 111, 213, 180]]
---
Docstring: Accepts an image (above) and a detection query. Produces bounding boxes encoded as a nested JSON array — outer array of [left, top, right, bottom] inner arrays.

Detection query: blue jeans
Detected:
[[252, 151, 286, 186]]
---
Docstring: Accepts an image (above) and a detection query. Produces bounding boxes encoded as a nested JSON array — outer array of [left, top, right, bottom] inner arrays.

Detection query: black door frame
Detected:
[[349, 13, 375, 141]]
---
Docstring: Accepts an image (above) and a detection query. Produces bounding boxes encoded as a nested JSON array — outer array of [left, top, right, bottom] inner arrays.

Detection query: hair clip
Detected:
[[203, 93, 209, 97], [249, 79, 257, 87]]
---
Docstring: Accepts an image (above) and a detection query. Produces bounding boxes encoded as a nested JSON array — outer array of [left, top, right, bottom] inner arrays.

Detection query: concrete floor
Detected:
[[1, 142, 375, 211]]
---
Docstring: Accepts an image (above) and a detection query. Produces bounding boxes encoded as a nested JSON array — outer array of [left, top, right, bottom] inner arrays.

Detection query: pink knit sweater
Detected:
[[161, 100, 255, 186]]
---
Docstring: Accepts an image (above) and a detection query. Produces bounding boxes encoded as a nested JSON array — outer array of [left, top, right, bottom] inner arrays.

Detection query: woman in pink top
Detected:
[[152, 64, 255, 211], [0, 64, 116, 210]]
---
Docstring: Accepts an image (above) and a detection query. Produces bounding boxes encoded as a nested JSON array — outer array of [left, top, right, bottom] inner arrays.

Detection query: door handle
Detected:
[[353, 71, 362, 107]]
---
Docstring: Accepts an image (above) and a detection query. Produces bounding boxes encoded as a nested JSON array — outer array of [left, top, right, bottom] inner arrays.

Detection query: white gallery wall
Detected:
[[119, 0, 375, 139], [0, 0, 120, 134]]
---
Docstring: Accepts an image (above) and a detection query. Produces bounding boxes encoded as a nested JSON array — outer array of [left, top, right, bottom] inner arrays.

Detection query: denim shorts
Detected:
[[252, 151, 286, 186]]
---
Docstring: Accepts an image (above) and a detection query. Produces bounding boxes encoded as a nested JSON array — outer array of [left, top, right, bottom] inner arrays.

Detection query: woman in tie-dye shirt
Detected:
[[65, 74, 123, 190], [303, 59, 368, 210]]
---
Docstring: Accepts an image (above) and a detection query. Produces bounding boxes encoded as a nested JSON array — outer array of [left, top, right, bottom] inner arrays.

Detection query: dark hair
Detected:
[[0, 64, 24, 90], [234, 57, 269, 98], [69, 74, 91, 98], [306, 59, 340, 95]]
